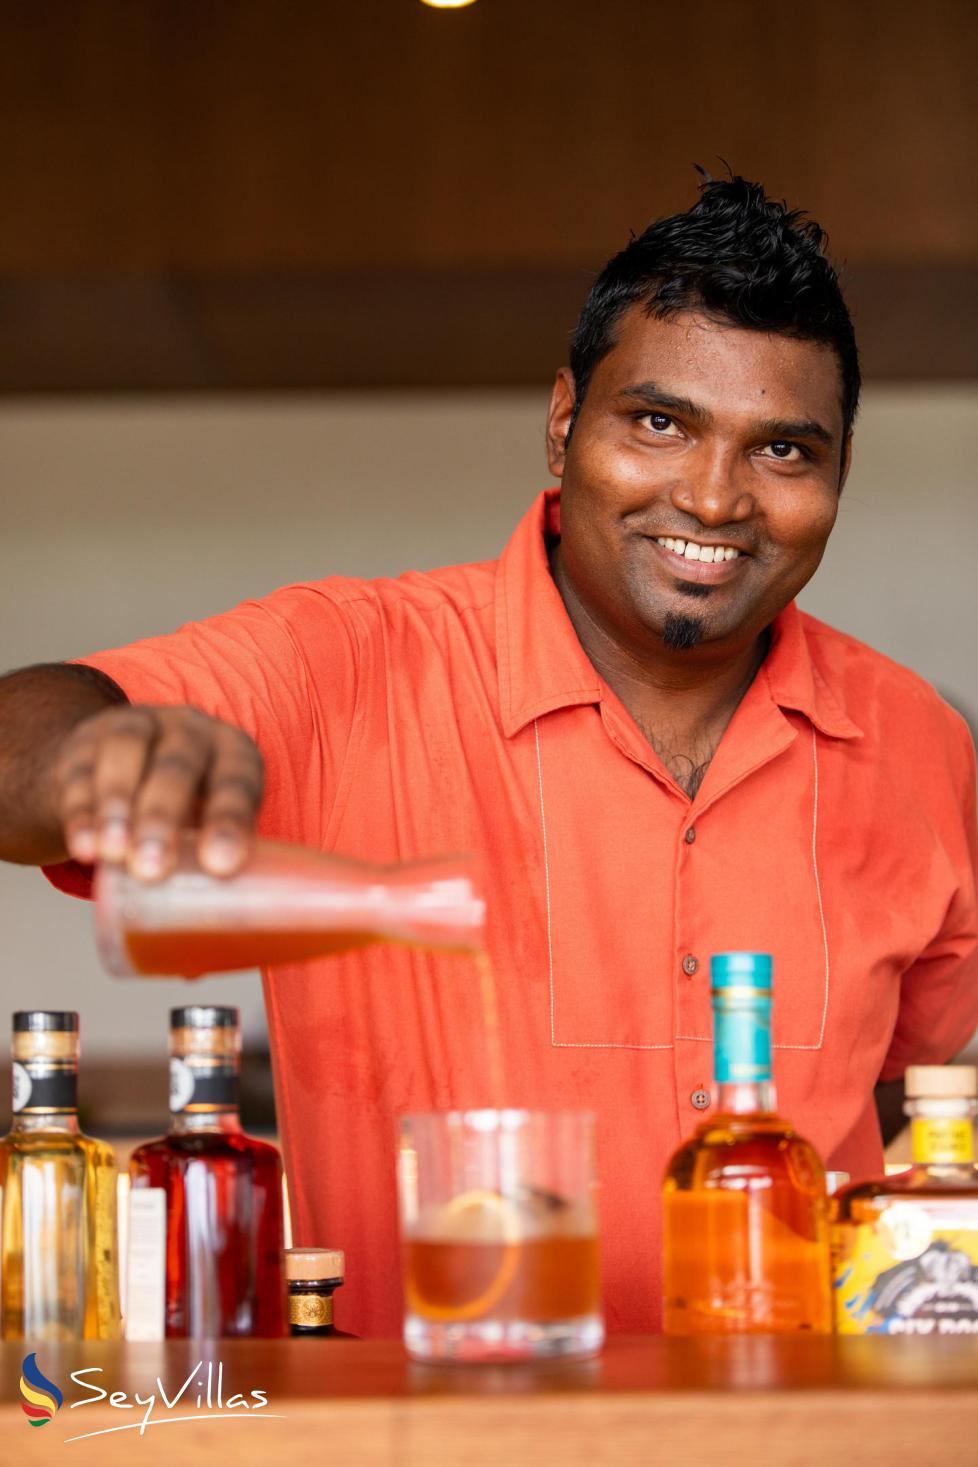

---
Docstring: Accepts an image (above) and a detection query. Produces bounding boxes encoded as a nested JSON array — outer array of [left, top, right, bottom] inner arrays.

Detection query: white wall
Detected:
[[1, 386, 976, 1056]]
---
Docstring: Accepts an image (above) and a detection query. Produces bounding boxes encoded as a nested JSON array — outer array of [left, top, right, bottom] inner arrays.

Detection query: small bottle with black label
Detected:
[[128, 1006, 287, 1337], [1, 1011, 120, 1340], [832, 1065, 978, 1334], [286, 1248, 355, 1336]]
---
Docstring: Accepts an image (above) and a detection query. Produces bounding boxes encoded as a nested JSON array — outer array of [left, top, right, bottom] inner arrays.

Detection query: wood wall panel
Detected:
[[0, 0, 974, 388]]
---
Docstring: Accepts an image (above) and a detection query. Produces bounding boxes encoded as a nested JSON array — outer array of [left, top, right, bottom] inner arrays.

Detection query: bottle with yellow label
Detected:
[[832, 1065, 978, 1335]]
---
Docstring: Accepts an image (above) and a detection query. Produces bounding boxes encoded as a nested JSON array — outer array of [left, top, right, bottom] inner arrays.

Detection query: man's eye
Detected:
[[642, 413, 679, 435], [761, 441, 804, 461]]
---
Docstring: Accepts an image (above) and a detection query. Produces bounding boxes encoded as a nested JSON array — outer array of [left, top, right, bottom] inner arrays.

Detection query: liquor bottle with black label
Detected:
[[662, 952, 832, 1333], [832, 1065, 978, 1335], [128, 1005, 287, 1337], [1, 1011, 120, 1340]]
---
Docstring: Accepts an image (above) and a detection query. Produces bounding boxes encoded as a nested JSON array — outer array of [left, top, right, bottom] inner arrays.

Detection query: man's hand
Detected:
[[55, 703, 264, 880]]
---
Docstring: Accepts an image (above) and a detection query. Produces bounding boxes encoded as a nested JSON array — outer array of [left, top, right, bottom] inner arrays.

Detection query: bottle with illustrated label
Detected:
[[128, 1006, 287, 1338], [662, 953, 832, 1334], [832, 1065, 978, 1335], [0, 1012, 121, 1340]]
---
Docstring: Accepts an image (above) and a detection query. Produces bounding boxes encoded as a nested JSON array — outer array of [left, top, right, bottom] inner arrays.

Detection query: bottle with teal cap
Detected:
[[662, 952, 832, 1333]]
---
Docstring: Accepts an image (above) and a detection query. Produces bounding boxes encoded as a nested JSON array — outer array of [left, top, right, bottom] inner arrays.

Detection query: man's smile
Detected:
[[645, 534, 751, 585]]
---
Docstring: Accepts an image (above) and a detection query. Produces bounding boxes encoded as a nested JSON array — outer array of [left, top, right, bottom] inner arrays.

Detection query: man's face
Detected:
[[547, 306, 850, 655]]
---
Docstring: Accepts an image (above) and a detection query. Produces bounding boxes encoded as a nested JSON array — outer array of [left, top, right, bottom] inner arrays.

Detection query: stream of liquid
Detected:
[[474, 951, 506, 1111]]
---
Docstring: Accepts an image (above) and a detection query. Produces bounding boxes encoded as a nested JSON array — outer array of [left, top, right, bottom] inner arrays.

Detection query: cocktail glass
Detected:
[[398, 1109, 603, 1363]]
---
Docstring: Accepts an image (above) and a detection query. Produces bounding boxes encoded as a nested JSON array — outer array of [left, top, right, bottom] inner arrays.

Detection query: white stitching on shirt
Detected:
[[773, 725, 830, 1050], [534, 718, 674, 1050], [534, 718, 829, 1054]]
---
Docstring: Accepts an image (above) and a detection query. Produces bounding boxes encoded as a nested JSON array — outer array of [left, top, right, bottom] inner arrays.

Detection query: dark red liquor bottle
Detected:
[[129, 1005, 287, 1337]]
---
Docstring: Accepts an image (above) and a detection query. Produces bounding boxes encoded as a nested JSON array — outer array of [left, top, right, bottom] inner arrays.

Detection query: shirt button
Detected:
[[691, 1088, 711, 1110], [684, 826, 696, 844], [682, 954, 699, 976]]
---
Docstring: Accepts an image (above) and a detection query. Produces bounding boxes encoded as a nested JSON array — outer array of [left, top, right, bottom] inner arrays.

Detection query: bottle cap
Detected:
[[170, 1006, 239, 1030], [906, 1065, 977, 1099], [13, 1011, 79, 1032], [710, 953, 772, 990], [285, 1248, 345, 1283]]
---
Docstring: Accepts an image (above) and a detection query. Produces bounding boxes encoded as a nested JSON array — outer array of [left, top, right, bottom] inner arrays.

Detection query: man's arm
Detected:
[[0, 663, 126, 864], [0, 661, 263, 877]]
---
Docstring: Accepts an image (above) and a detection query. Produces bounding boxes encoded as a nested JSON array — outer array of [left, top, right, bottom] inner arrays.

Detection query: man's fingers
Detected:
[[58, 733, 101, 863], [198, 726, 264, 876], [129, 726, 212, 880], [90, 709, 159, 862], [56, 708, 155, 864], [53, 703, 264, 880]]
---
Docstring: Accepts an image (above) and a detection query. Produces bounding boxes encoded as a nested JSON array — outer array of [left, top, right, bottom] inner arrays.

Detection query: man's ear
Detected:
[[546, 368, 577, 479], [838, 432, 853, 494]]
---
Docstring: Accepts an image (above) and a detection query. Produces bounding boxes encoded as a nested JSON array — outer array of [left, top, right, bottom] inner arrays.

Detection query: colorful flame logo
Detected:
[[20, 1353, 63, 1427]]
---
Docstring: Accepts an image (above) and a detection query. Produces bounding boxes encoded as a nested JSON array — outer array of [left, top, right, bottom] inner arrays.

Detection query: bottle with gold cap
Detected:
[[832, 1065, 978, 1335], [286, 1247, 353, 1337], [0, 1011, 121, 1340]]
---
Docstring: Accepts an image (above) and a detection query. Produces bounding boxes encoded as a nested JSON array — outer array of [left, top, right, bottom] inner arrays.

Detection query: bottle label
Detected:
[[169, 1058, 239, 1114], [911, 1118, 975, 1166], [289, 1292, 334, 1329], [833, 1201, 978, 1334], [13, 1059, 78, 1114], [713, 1000, 772, 1084], [126, 1188, 167, 1342]]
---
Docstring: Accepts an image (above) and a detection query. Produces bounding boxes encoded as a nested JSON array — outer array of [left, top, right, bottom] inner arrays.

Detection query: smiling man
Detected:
[[1, 176, 976, 1336]]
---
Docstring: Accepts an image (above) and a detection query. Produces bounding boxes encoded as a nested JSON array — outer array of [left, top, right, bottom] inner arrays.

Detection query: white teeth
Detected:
[[655, 536, 742, 561]]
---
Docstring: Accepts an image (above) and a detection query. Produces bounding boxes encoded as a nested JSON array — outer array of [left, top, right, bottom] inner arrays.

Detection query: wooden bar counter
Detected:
[[3, 1336, 977, 1465]]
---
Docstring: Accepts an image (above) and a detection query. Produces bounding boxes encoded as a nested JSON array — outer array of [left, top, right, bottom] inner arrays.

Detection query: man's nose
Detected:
[[669, 445, 754, 526]]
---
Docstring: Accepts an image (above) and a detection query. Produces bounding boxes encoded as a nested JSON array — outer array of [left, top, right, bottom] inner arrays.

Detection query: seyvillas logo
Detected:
[[63, 1359, 283, 1442], [20, 1353, 63, 1427]]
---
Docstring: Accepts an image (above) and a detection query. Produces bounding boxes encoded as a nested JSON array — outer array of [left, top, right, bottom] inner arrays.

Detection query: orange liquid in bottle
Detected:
[[124, 927, 386, 978]]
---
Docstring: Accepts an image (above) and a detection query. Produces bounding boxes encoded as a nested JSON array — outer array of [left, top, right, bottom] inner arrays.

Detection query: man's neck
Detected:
[[551, 550, 769, 796]]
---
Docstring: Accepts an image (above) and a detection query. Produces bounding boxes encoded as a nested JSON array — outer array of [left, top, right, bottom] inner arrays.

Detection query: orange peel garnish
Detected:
[[406, 1189, 522, 1323]]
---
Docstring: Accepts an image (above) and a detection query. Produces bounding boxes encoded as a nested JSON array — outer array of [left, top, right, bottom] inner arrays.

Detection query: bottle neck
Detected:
[[170, 1109, 243, 1135], [11, 1050, 79, 1126], [717, 1080, 777, 1115], [168, 1047, 241, 1127], [712, 986, 774, 1110], [10, 1109, 80, 1134]]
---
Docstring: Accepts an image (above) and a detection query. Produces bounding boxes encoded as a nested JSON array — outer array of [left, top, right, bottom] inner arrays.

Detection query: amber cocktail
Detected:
[[398, 1110, 603, 1362]]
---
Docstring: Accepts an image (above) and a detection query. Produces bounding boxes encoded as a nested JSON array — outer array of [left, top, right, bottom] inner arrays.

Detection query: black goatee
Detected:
[[662, 613, 705, 651]]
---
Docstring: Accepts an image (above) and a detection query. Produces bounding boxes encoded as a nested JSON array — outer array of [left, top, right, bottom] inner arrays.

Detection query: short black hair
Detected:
[[568, 173, 860, 442]]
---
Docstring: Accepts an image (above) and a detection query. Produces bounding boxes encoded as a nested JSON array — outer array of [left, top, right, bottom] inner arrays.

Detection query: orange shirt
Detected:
[[46, 490, 978, 1336]]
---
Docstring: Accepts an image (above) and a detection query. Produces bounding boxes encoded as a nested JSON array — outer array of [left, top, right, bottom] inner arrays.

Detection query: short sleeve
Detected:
[[880, 715, 978, 1080], [43, 581, 362, 898]]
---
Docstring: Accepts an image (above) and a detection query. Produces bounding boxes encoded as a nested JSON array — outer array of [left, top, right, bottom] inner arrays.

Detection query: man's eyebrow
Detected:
[[755, 417, 833, 447], [617, 384, 836, 447], [616, 381, 710, 423]]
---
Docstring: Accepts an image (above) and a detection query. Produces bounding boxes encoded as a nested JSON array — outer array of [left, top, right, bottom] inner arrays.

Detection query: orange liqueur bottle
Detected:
[[662, 952, 831, 1333]]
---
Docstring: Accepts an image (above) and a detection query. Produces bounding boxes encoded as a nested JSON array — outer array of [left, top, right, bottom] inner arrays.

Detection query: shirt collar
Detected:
[[495, 489, 863, 742]]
